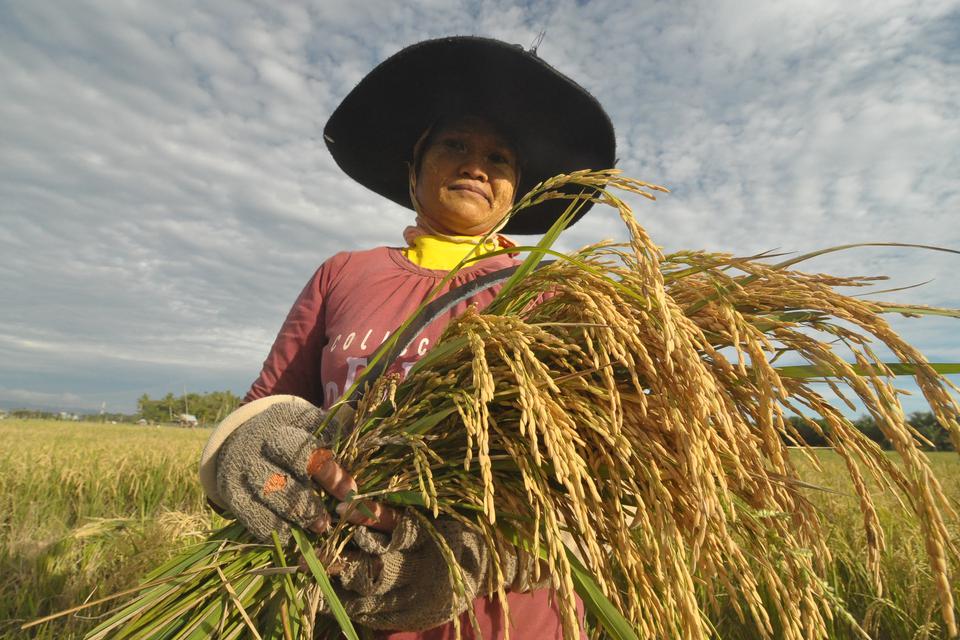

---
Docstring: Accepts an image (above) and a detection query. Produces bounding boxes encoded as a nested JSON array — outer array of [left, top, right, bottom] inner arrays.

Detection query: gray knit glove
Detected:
[[216, 400, 352, 543], [333, 510, 529, 632]]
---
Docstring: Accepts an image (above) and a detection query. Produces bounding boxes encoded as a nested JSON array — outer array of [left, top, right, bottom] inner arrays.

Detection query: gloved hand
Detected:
[[214, 398, 357, 543], [331, 509, 545, 631]]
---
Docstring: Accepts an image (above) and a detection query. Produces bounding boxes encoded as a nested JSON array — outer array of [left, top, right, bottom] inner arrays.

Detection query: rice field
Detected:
[[2, 419, 958, 639], [0, 419, 220, 639]]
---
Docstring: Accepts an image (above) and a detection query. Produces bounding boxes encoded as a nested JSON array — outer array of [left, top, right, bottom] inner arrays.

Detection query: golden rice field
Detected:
[[2, 419, 958, 639]]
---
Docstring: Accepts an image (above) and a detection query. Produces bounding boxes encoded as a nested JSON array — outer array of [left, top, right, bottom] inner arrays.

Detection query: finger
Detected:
[[336, 500, 399, 533], [308, 510, 331, 534], [306, 449, 358, 500]]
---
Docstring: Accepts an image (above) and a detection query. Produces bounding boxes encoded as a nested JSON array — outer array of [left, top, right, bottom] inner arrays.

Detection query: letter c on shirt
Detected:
[[417, 337, 430, 356]]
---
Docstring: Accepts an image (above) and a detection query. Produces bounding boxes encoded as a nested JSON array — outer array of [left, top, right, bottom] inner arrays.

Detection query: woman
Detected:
[[199, 36, 616, 638]]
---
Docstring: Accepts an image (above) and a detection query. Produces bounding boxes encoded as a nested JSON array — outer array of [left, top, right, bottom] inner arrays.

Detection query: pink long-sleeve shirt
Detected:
[[245, 246, 584, 639]]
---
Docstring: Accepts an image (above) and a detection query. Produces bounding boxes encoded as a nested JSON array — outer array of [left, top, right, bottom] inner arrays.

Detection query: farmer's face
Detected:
[[414, 118, 518, 236]]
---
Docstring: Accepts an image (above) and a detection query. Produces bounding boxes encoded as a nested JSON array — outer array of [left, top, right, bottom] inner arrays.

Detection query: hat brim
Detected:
[[323, 37, 616, 235]]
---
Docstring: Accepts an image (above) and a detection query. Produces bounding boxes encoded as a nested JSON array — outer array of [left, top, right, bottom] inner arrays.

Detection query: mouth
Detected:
[[448, 182, 491, 205]]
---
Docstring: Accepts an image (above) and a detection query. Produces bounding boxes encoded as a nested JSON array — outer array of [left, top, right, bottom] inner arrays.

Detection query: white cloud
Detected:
[[1, 0, 957, 412]]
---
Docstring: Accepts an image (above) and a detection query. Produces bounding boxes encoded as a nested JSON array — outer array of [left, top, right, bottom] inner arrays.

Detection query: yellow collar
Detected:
[[402, 234, 500, 270]]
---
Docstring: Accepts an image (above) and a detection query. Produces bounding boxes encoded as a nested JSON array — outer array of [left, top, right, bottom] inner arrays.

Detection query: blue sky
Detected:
[[1, 0, 958, 415]]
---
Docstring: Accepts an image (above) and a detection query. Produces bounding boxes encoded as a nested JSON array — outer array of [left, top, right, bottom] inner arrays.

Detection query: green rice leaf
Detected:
[[178, 595, 228, 640], [404, 336, 468, 378], [291, 527, 360, 640], [876, 304, 960, 319], [271, 532, 304, 619], [403, 406, 459, 435], [776, 362, 960, 378], [565, 548, 641, 640], [770, 242, 960, 271], [469, 244, 651, 305], [498, 521, 638, 639], [487, 194, 589, 314]]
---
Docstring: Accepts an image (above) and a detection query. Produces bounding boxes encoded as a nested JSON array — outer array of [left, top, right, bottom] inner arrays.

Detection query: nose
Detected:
[[458, 155, 488, 182]]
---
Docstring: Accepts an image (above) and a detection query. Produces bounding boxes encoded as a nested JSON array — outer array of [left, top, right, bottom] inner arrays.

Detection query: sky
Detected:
[[1, 0, 958, 416]]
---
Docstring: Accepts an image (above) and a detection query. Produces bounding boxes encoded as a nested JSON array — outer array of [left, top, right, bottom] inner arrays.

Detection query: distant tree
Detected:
[[136, 390, 240, 426], [907, 411, 954, 451], [783, 412, 954, 452], [852, 415, 887, 449], [843, 412, 953, 452], [11, 409, 56, 419], [163, 393, 176, 421]]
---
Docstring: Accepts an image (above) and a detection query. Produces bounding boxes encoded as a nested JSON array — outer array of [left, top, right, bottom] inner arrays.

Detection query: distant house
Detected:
[[178, 413, 199, 427]]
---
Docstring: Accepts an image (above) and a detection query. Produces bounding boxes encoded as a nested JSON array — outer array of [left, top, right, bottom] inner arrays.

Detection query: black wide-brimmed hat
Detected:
[[323, 36, 616, 235]]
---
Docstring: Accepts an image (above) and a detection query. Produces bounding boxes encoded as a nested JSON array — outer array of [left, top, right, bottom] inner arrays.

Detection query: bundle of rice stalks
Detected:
[[31, 171, 960, 639]]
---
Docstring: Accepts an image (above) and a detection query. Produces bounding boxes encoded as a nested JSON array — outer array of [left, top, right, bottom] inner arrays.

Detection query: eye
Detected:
[[442, 138, 467, 152]]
